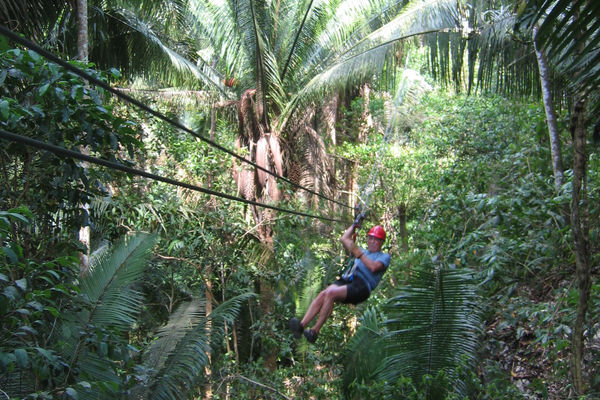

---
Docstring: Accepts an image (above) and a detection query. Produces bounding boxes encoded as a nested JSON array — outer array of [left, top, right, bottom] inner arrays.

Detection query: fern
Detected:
[[379, 266, 482, 398], [59, 233, 156, 399], [340, 306, 386, 397], [138, 292, 256, 400]]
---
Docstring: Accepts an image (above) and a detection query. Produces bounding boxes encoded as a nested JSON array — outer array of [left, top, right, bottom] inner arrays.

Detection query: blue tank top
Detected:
[[354, 250, 391, 292]]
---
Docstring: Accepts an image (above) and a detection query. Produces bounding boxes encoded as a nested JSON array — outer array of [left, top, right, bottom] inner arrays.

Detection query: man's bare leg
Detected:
[[311, 285, 347, 334]]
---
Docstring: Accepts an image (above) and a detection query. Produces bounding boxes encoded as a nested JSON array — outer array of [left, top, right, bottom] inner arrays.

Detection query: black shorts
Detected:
[[334, 276, 370, 305]]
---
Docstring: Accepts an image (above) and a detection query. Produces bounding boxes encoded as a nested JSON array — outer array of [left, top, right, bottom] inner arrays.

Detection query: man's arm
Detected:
[[340, 225, 385, 273], [361, 256, 385, 274], [340, 224, 358, 252]]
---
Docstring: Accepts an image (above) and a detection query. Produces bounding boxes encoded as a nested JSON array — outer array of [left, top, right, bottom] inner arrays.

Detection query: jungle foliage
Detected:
[[1, 0, 599, 399]]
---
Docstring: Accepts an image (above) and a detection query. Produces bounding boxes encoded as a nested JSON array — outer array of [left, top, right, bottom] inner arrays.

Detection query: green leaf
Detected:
[[15, 278, 27, 291], [0, 273, 8, 283], [0, 352, 15, 371], [38, 83, 50, 96], [27, 50, 40, 62], [6, 211, 30, 224], [109, 68, 121, 79], [27, 301, 44, 311], [0, 99, 9, 120], [2, 246, 18, 263], [14, 348, 28, 368], [65, 387, 79, 399], [0, 35, 8, 52], [71, 84, 84, 100], [20, 325, 38, 336], [47, 270, 61, 279], [78, 381, 92, 389], [46, 306, 59, 317], [35, 347, 55, 361], [0, 216, 9, 231], [3, 285, 19, 300], [99, 342, 108, 356], [8, 206, 33, 219]]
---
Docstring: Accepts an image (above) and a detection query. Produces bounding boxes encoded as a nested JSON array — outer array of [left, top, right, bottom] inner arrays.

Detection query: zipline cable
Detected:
[[357, 110, 398, 213], [0, 129, 345, 223], [0, 24, 352, 211]]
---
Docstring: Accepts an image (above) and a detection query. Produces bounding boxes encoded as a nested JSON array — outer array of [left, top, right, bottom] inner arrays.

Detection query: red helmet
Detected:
[[367, 225, 386, 241]]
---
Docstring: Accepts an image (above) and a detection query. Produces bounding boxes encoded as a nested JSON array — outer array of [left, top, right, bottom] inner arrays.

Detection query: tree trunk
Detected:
[[569, 2, 591, 394], [397, 203, 409, 252], [76, 0, 88, 61], [76, 0, 89, 272], [203, 264, 213, 400], [358, 83, 372, 143], [569, 96, 590, 396], [533, 24, 563, 191], [203, 110, 217, 400]]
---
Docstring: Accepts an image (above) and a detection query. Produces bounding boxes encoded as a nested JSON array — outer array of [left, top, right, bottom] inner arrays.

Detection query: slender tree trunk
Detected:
[[397, 203, 409, 252], [570, 96, 590, 396], [204, 265, 213, 399], [569, 2, 591, 394], [76, 0, 88, 61], [322, 94, 339, 222], [533, 24, 563, 191], [76, 0, 90, 272], [358, 83, 372, 143], [203, 109, 217, 400], [257, 240, 277, 371]]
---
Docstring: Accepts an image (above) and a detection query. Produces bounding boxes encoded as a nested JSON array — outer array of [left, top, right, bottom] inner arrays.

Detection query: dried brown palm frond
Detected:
[[299, 125, 336, 201], [238, 89, 261, 142], [255, 136, 269, 189], [267, 134, 283, 177], [232, 138, 256, 201]]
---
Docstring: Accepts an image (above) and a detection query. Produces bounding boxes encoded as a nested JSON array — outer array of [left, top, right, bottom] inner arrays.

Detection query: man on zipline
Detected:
[[289, 222, 390, 343]]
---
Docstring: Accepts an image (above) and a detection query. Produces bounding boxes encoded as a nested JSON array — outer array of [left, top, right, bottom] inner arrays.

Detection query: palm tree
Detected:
[[340, 266, 482, 399]]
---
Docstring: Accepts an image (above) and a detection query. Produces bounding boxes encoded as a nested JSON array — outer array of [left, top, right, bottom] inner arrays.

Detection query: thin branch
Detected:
[[156, 254, 204, 270], [227, 374, 292, 400]]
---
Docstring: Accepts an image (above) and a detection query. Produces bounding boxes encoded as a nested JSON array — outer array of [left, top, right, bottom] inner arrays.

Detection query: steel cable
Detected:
[[0, 24, 352, 210], [0, 129, 345, 223]]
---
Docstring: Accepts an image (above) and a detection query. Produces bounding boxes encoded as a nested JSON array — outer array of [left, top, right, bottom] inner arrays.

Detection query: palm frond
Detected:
[[144, 299, 207, 373], [520, 0, 600, 113], [53, 233, 156, 398], [340, 306, 387, 397], [300, 0, 404, 83], [0, 0, 69, 45], [78, 232, 157, 331], [278, 0, 330, 82], [187, 0, 248, 82], [296, 255, 325, 316], [110, 7, 233, 97], [207, 292, 257, 347], [280, 0, 459, 129], [378, 266, 482, 398], [143, 292, 256, 400]]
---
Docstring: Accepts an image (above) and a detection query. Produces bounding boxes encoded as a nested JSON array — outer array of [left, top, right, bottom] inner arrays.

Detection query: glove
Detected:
[[352, 212, 366, 229]]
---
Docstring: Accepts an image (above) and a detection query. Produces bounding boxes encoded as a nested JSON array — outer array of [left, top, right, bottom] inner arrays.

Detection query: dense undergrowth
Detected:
[[1, 49, 599, 399]]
